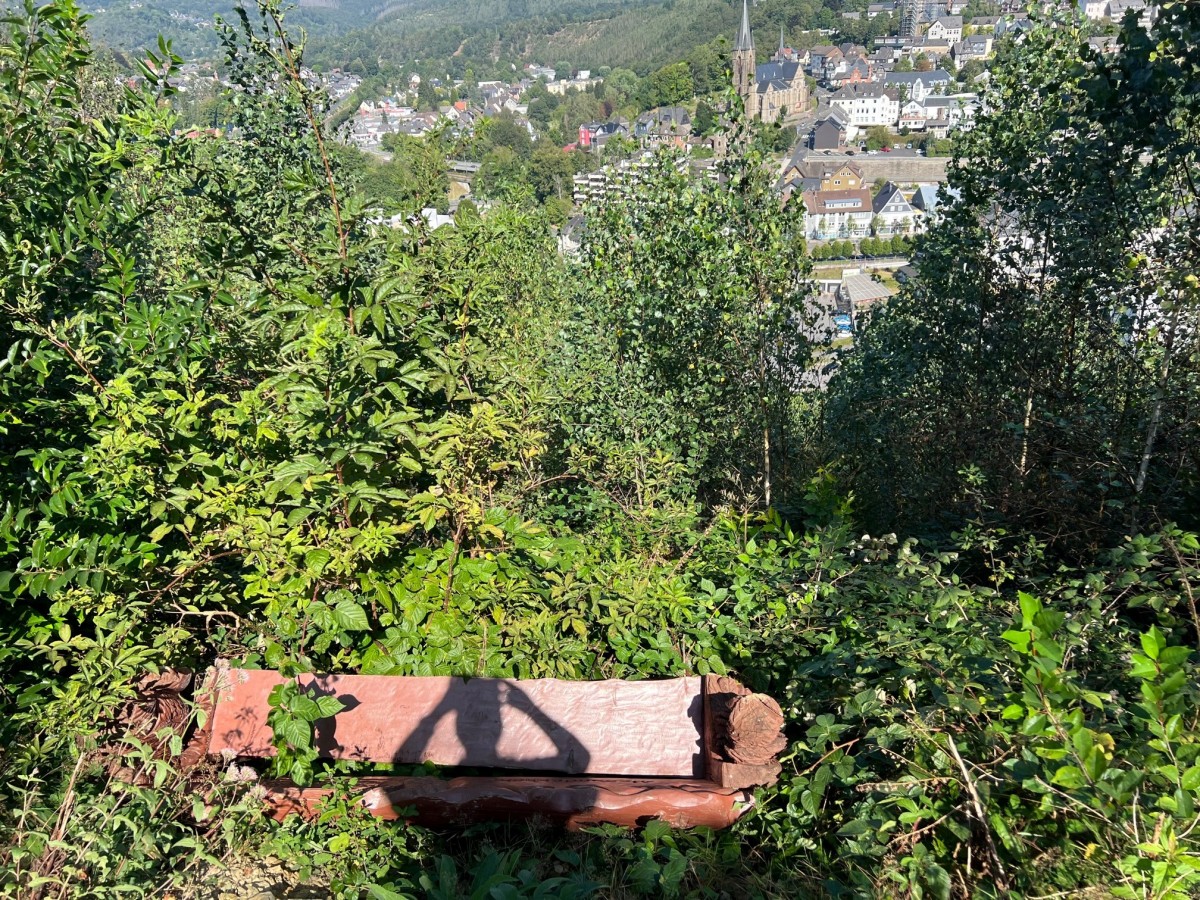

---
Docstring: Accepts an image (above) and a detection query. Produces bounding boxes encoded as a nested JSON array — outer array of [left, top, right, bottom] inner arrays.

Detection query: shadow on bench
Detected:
[[161, 667, 786, 830]]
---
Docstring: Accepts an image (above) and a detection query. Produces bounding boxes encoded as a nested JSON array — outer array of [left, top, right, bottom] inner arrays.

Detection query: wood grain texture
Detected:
[[263, 776, 754, 830], [727, 693, 787, 764], [206, 668, 705, 777], [702, 675, 785, 789]]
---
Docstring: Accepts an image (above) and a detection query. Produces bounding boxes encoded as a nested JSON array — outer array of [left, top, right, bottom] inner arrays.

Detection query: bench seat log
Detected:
[[202, 668, 706, 777], [167, 667, 786, 829], [264, 776, 754, 830]]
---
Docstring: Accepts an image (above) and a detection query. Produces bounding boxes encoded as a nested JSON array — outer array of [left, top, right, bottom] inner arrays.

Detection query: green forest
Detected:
[[79, 0, 898, 80], [2, 0, 1200, 897]]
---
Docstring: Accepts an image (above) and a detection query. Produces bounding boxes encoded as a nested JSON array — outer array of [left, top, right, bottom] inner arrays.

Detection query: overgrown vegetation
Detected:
[[1, 2, 1198, 898]]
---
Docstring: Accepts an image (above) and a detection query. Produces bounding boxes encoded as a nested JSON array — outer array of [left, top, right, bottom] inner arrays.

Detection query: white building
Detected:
[[885, 70, 953, 103], [829, 84, 900, 128], [872, 182, 922, 235], [802, 188, 875, 240], [925, 16, 963, 43]]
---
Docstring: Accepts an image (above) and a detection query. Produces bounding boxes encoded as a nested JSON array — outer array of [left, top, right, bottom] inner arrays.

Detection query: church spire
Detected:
[[779, 24, 785, 53], [734, 0, 754, 53]]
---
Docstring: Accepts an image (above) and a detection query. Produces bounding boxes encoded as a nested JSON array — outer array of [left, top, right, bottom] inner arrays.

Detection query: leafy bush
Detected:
[[1, 2, 1198, 898]]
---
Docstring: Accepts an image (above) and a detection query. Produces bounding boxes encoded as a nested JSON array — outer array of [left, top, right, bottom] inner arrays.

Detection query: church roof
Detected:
[[755, 60, 802, 86], [734, 0, 754, 53]]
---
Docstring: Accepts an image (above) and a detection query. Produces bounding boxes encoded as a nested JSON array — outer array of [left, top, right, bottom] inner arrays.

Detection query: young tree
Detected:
[[825, 7, 1200, 546], [694, 99, 717, 137], [564, 127, 821, 506]]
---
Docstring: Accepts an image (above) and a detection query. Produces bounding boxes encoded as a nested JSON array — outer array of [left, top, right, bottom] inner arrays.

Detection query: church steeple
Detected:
[[732, 0, 755, 102], [779, 24, 786, 54], [734, 0, 754, 53]]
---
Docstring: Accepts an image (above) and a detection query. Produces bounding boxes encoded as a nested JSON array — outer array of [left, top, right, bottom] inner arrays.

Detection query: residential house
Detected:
[[911, 184, 954, 218], [634, 107, 691, 147], [802, 188, 875, 240], [872, 182, 921, 235], [1106, 0, 1156, 29], [909, 36, 953, 63], [995, 15, 1033, 36], [922, 93, 979, 128], [970, 15, 1002, 30], [1079, 0, 1108, 19], [779, 157, 865, 190], [831, 57, 875, 87], [925, 118, 952, 139], [898, 99, 929, 130], [819, 161, 866, 191], [811, 112, 852, 150], [807, 45, 845, 80], [779, 175, 821, 203], [885, 69, 953, 102], [578, 119, 629, 151], [925, 16, 963, 43], [829, 83, 900, 127], [952, 35, 993, 63], [868, 47, 903, 72]]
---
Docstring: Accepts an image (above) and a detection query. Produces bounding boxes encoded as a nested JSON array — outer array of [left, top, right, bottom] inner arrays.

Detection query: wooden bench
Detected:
[[156, 667, 786, 830]]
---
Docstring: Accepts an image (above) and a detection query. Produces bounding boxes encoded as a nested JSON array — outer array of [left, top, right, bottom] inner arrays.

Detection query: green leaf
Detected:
[[305, 548, 332, 575], [1140, 626, 1166, 661], [1050, 766, 1086, 789], [328, 832, 352, 853], [314, 694, 345, 718], [272, 715, 311, 750], [333, 598, 369, 631]]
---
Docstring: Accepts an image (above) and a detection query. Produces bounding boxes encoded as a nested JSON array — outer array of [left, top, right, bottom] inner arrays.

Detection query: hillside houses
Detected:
[[810, 109, 855, 150], [634, 107, 692, 147], [1079, 0, 1156, 28], [952, 35, 993, 64], [782, 166, 935, 242], [807, 76, 975, 143]]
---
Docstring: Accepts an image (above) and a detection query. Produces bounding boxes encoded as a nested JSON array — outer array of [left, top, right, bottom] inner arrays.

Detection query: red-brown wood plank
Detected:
[[263, 775, 754, 830], [204, 668, 704, 777]]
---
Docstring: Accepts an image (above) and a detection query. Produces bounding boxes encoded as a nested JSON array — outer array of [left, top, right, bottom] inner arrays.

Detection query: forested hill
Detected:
[[80, 0, 882, 77], [306, 0, 888, 79]]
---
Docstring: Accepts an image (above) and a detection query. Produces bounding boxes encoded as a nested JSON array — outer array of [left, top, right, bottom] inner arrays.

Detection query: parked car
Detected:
[[906, 142, 913, 149], [882, 145, 892, 152]]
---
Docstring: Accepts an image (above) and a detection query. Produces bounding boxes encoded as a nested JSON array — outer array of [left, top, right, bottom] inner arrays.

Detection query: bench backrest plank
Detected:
[[203, 668, 705, 778]]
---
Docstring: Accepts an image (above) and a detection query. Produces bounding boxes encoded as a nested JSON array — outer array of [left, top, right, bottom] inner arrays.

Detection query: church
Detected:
[[732, 0, 809, 124]]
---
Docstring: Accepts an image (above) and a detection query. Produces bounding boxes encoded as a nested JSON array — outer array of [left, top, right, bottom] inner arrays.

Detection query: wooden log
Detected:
[[702, 675, 786, 789], [262, 776, 755, 830], [708, 759, 783, 791], [726, 693, 787, 765], [104, 670, 194, 781]]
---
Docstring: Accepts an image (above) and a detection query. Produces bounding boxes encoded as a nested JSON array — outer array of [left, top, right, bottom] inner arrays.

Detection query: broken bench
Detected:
[[159, 667, 787, 829]]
